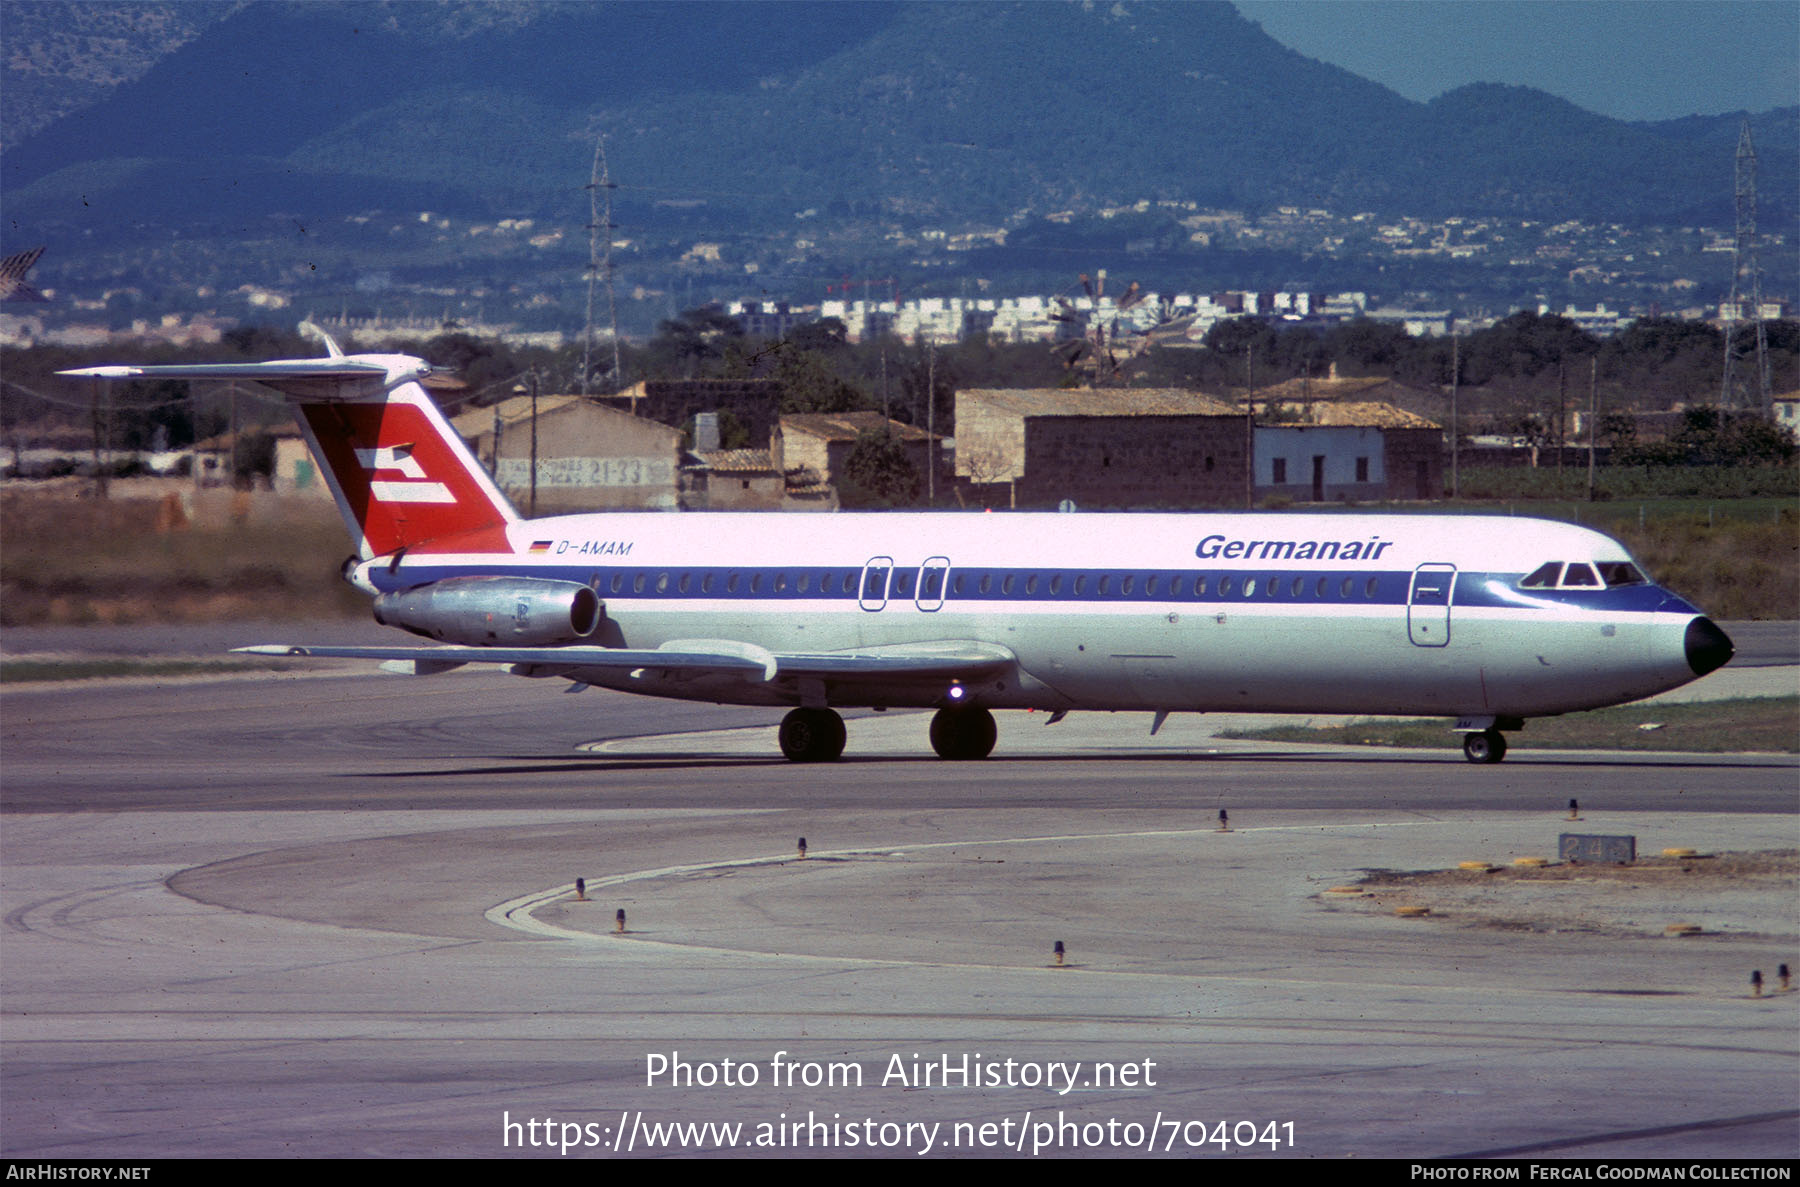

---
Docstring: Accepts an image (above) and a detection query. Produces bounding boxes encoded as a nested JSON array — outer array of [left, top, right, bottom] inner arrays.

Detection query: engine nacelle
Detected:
[[373, 577, 602, 646]]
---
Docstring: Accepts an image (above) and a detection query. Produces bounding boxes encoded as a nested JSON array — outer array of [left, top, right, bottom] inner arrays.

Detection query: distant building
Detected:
[[682, 448, 790, 510], [1366, 307, 1453, 337], [1246, 372, 1444, 424], [955, 388, 1247, 509], [452, 395, 682, 512], [1255, 402, 1443, 502], [1773, 394, 1799, 432], [778, 410, 943, 494], [190, 425, 324, 495], [610, 378, 785, 443], [731, 301, 811, 339]]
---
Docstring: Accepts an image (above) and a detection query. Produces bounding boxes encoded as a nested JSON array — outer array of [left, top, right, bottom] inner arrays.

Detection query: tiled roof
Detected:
[[781, 411, 935, 441], [1266, 401, 1440, 429], [1248, 375, 1437, 404], [451, 394, 589, 433], [450, 394, 684, 442], [692, 448, 778, 473], [959, 388, 1241, 417]]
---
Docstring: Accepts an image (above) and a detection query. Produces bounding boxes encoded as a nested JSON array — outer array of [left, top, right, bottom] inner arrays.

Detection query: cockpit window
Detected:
[[1521, 560, 1646, 590], [1520, 562, 1561, 588], [1598, 562, 1645, 587]]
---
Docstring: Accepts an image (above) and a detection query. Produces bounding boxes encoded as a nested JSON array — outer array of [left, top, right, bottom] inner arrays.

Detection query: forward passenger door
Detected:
[[1407, 563, 1455, 647]]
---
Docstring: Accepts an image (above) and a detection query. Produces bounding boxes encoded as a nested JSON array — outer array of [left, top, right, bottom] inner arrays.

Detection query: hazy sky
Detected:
[[1233, 0, 1798, 122]]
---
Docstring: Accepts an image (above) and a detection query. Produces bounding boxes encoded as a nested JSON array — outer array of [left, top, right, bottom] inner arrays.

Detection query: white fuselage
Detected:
[[374, 511, 1710, 719]]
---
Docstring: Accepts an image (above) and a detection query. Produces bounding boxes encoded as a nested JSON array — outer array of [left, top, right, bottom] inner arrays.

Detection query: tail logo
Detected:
[[354, 445, 456, 504]]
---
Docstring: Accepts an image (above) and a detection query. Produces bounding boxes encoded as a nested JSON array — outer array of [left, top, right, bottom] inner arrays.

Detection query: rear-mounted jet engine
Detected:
[[373, 577, 602, 646]]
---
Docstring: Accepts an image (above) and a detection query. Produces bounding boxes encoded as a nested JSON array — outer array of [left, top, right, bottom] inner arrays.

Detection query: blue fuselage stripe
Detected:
[[379, 563, 1691, 615]]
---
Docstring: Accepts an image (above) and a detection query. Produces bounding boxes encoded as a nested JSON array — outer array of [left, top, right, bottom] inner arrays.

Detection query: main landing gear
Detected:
[[1462, 729, 1508, 764], [779, 707, 846, 763], [776, 706, 999, 762], [930, 705, 997, 760]]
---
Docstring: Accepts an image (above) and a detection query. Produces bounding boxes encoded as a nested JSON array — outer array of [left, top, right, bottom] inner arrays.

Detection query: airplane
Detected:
[[62, 337, 1734, 764]]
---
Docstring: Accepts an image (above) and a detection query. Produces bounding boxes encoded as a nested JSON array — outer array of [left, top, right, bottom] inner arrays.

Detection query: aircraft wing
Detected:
[[236, 639, 1017, 688]]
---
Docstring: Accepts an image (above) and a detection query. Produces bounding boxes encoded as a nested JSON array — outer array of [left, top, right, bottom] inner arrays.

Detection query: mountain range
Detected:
[[1, 0, 1793, 314]]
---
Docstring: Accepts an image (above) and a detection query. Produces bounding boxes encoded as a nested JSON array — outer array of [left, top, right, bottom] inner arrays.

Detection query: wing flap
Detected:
[[237, 642, 778, 681], [774, 642, 1015, 682], [236, 639, 1016, 688]]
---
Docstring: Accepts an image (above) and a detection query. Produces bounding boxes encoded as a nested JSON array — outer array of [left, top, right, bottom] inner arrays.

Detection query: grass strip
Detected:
[[1217, 696, 1798, 754], [1, 658, 304, 684]]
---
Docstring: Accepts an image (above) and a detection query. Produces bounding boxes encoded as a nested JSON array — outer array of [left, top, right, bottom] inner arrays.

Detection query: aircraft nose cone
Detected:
[[1685, 617, 1734, 678]]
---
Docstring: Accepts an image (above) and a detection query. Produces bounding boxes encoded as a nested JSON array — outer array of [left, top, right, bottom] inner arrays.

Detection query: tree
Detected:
[[1668, 408, 1797, 466], [1326, 318, 1411, 373], [785, 317, 850, 354], [1199, 317, 1279, 390], [644, 306, 747, 379], [836, 427, 920, 508], [774, 344, 866, 414], [1461, 309, 1597, 385], [232, 430, 277, 489]]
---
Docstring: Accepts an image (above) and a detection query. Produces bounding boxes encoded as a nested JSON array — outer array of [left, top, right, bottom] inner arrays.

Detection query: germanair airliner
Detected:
[[63, 339, 1734, 763]]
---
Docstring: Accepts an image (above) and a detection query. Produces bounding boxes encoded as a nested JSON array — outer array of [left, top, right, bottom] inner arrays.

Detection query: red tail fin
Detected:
[[294, 382, 517, 557], [62, 349, 519, 558]]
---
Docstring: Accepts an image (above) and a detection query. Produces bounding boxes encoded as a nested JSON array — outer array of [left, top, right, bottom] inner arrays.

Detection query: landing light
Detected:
[[947, 684, 967, 702]]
